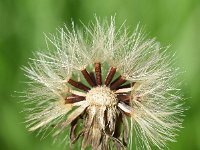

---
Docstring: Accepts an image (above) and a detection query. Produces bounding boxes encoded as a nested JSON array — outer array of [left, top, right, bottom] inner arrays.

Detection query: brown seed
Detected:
[[65, 95, 85, 104], [68, 79, 90, 92], [117, 94, 130, 103], [95, 63, 102, 85], [116, 83, 132, 90], [89, 72, 97, 86], [104, 67, 116, 86], [110, 76, 127, 90], [81, 69, 96, 87]]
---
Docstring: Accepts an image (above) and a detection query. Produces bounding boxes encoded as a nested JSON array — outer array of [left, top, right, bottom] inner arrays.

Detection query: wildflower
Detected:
[[22, 17, 183, 150]]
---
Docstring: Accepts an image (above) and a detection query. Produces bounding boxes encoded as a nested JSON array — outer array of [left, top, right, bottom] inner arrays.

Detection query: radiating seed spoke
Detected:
[[95, 63, 102, 85], [81, 69, 96, 87], [110, 76, 127, 90], [116, 83, 132, 90], [104, 67, 116, 86], [65, 95, 85, 104], [68, 79, 90, 92], [89, 72, 97, 86], [117, 95, 130, 103]]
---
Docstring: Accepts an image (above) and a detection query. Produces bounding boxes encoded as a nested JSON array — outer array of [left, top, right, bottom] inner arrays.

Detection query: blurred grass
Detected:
[[0, 0, 200, 149]]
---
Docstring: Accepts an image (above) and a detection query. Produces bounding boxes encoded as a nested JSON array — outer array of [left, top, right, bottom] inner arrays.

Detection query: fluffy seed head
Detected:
[[21, 17, 184, 150]]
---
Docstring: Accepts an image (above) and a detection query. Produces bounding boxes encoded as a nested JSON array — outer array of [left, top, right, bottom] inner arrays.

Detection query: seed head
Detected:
[[22, 17, 184, 150]]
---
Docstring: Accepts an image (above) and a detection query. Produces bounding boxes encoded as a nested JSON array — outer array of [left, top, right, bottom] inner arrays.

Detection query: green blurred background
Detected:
[[0, 0, 200, 149]]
